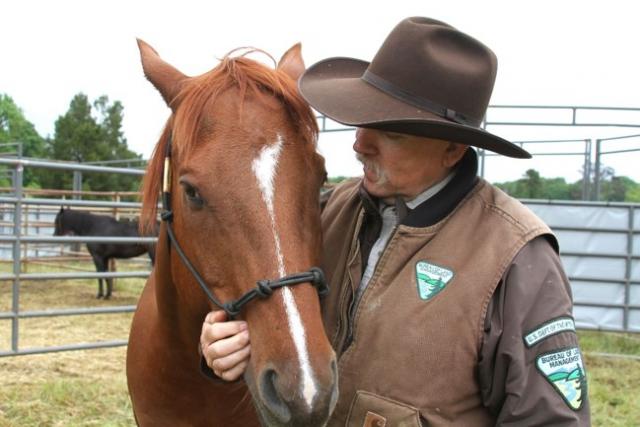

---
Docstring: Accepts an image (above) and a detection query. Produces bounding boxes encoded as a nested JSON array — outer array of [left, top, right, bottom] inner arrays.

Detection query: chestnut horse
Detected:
[[127, 40, 337, 426]]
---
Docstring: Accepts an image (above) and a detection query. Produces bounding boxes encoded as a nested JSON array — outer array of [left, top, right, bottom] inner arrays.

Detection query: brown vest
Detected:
[[321, 178, 552, 426]]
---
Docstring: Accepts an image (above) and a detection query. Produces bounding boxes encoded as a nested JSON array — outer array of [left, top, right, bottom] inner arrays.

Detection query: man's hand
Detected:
[[200, 310, 251, 381]]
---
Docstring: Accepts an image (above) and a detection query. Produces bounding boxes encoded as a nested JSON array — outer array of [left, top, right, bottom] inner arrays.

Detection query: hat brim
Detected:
[[299, 57, 530, 159]]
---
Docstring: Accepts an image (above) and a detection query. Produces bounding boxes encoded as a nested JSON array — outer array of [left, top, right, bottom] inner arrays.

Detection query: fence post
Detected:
[[11, 162, 24, 353], [35, 203, 40, 259], [623, 205, 634, 331], [72, 171, 82, 253], [582, 139, 591, 200], [593, 139, 601, 201], [23, 204, 29, 271]]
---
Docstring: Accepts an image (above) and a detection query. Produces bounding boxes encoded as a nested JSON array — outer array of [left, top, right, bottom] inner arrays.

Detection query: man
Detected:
[[201, 17, 590, 425]]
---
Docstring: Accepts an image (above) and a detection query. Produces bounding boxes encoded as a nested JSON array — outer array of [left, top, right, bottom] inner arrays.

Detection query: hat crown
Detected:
[[298, 16, 531, 158], [367, 17, 497, 126]]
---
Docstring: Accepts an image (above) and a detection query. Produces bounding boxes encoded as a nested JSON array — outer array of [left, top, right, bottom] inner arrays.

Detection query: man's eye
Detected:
[[384, 131, 405, 141]]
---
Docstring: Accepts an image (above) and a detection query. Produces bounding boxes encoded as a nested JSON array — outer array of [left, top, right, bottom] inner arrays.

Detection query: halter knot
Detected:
[[310, 267, 329, 297], [256, 280, 273, 298], [223, 302, 240, 318]]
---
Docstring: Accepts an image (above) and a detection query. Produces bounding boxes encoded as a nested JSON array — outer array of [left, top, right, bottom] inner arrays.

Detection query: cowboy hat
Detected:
[[299, 17, 530, 158]]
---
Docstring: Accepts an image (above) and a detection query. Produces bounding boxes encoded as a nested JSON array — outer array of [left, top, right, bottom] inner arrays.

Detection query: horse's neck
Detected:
[[67, 211, 97, 235]]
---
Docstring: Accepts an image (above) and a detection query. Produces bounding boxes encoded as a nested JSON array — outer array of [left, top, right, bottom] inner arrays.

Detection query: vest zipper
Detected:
[[343, 225, 399, 353], [334, 214, 363, 355]]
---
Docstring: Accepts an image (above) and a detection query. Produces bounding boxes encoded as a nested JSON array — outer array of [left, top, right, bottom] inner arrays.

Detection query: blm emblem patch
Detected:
[[536, 347, 587, 410], [415, 261, 454, 301]]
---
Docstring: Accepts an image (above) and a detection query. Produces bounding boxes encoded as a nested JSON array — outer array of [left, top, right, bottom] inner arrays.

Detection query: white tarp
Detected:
[[525, 201, 638, 331]]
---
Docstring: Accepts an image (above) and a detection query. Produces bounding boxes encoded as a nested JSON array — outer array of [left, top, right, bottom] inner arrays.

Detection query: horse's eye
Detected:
[[181, 182, 204, 208]]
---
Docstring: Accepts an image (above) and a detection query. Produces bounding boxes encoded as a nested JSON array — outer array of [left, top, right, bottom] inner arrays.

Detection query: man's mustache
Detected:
[[356, 154, 386, 185]]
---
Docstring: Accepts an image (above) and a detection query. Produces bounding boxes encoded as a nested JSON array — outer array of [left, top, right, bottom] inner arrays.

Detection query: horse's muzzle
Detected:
[[253, 355, 338, 427]]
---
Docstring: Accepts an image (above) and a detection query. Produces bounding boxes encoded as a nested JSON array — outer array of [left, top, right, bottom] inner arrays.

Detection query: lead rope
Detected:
[[159, 135, 328, 319]]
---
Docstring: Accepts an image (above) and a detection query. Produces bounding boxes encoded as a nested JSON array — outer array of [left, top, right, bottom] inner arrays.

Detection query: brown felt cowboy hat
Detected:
[[299, 17, 530, 158]]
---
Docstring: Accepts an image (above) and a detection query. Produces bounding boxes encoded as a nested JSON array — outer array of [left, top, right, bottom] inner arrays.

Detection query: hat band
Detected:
[[361, 70, 478, 126]]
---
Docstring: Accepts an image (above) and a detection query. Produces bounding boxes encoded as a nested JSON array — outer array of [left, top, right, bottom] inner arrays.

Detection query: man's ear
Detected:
[[443, 143, 469, 168]]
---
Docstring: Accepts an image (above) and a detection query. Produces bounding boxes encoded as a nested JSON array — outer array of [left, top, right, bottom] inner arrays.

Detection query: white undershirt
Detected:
[[355, 171, 456, 304]]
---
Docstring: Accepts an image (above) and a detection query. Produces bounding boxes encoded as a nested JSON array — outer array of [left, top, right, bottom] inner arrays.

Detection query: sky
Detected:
[[2, 0, 640, 183]]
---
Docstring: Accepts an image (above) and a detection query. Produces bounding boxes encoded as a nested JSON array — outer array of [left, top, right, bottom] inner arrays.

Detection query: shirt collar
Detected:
[[405, 170, 457, 210]]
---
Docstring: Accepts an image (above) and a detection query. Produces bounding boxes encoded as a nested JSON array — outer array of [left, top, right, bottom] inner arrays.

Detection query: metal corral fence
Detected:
[[0, 157, 155, 357]]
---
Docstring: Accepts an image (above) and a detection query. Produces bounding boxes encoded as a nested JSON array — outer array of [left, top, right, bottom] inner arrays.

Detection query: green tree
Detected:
[[544, 177, 573, 200], [600, 175, 637, 202], [43, 93, 142, 193], [0, 94, 47, 187], [496, 169, 579, 201], [517, 169, 543, 198], [626, 183, 640, 202], [495, 166, 640, 202]]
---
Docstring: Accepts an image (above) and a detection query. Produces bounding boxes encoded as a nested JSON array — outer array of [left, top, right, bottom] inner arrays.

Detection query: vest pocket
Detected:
[[346, 390, 423, 427]]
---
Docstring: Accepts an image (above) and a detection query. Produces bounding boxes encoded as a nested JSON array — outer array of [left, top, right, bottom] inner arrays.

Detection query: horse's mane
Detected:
[[140, 53, 319, 234]]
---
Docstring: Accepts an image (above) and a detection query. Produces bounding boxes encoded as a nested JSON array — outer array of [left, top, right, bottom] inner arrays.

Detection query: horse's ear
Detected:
[[136, 38, 188, 109], [277, 43, 305, 83], [59, 206, 64, 214]]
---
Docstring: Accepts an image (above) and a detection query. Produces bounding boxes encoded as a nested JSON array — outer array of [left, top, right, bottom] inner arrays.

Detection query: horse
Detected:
[[126, 39, 337, 427], [53, 207, 156, 299]]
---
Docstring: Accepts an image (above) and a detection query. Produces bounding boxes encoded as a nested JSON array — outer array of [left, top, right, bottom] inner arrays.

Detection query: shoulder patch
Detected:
[[415, 261, 454, 301], [536, 347, 587, 411], [524, 317, 575, 347]]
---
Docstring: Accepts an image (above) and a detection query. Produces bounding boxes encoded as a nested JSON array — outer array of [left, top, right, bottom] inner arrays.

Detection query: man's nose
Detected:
[[353, 128, 379, 155]]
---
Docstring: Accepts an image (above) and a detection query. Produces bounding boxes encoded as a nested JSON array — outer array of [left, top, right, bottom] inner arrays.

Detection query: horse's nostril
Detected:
[[259, 368, 291, 423]]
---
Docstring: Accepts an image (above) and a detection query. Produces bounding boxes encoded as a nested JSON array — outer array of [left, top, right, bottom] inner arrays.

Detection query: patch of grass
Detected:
[[579, 331, 640, 426], [579, 330, 640, 355], [583, 354, 640, 426], [0, 348, 134, 427]]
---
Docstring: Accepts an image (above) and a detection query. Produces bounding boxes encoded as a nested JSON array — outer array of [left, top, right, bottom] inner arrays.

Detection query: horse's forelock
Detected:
[[174, 55, 318, 153], [139, 54, 319, 235], [140, 125, 170, 235]]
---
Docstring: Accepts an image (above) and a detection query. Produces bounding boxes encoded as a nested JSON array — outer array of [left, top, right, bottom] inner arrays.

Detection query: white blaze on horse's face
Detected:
[[251, 134, 319, 409]]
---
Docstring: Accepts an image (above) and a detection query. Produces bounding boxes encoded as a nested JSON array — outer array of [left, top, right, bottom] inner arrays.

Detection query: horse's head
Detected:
[[53, 207, 74, 236], [138, 40, 337, 426]]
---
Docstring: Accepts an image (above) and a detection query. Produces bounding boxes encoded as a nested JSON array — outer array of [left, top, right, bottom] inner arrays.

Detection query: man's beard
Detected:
[[356, 154, 388, 187]]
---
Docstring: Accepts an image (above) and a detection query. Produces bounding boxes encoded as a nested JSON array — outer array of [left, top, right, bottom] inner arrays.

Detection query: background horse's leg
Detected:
[[106, 258, 115, 299], [89, 248, 108, 299]]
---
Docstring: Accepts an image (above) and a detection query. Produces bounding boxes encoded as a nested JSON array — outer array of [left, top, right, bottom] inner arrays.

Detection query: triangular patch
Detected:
[[536, 347, 587, 411], [415, 261, 454, 301]]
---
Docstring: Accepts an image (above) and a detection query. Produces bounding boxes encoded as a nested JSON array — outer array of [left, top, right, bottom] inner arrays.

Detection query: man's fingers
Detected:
[[217, 359, 250, 382], [200, 310, 251, 382], [211, 344, 251, 373], [205, 329, 250, 360], [204, 310, 227, 325], [201, 317, 248, 347]]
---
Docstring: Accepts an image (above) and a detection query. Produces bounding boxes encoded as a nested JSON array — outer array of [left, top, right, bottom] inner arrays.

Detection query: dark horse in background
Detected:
[[53, 207, 156, 299]]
